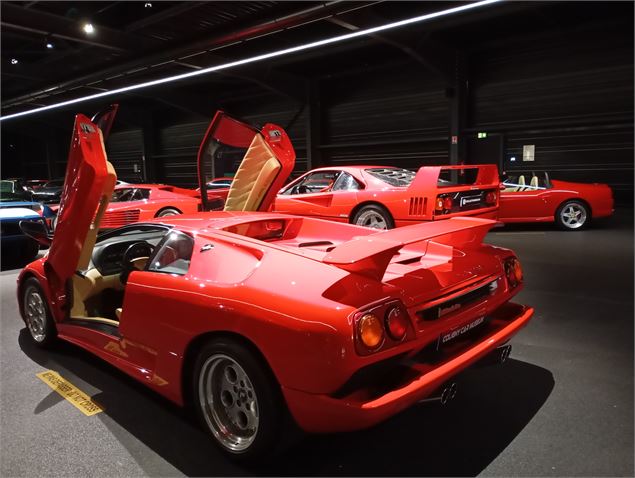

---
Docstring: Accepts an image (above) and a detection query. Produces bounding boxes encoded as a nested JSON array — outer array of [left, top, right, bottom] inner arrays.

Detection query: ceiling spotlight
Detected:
[[83, 23, 95, 34], [10, 58, 18, 65], [45, 36, 55, 49], [144, 2, 152, 8]]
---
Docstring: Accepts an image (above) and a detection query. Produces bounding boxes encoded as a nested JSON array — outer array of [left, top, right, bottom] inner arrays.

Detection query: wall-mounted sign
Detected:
[[477, 132, 488, 139], [523, 144, 535, 161]]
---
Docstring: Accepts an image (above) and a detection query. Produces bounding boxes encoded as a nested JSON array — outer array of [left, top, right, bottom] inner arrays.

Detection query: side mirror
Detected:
[[499, 183, 506, 191], [19, 220, 52, 247]]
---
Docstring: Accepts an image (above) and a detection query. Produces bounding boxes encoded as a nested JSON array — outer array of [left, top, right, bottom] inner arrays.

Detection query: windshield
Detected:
[[365, 168, 415, 187], [0, 181, 31, 201]]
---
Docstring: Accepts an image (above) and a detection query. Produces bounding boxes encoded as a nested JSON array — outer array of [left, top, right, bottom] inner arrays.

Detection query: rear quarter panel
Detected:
[[118, 239, 365, 404]]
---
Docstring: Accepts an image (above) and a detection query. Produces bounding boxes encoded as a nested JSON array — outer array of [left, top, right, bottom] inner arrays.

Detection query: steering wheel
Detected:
[[120, 241, 154, 284]]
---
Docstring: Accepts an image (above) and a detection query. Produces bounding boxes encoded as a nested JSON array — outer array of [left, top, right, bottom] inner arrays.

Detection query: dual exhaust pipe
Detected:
[[418, 345, 512, 407], [419, 382, 458, 406]]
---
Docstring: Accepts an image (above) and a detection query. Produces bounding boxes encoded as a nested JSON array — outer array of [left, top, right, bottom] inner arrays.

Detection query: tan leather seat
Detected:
[[530, 175, 539, 189], [517, 175, 526, 191], [224, 134, 280, 212]]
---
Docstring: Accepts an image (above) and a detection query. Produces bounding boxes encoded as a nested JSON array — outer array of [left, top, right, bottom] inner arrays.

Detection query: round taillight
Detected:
[[358, 313, 384, 349], [385, 307, 408, 341], [505, 258, 523, 287], [443, 196, 453, 210], [513, 259, 523, 282], [485, 191, 497, 204], [435, 197, 444, 211]]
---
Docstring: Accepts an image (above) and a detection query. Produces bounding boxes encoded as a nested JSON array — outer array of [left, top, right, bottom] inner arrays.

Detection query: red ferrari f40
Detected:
[[273, 164, 500, 229], [18, 109, 533, 461]]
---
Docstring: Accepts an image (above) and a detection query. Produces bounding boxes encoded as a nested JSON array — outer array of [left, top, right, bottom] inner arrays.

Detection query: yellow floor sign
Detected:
[[36, 370, 104, 416]]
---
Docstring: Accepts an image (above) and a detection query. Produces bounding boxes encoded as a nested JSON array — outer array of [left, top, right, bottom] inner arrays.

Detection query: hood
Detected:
[[197, 111, 295, 213]]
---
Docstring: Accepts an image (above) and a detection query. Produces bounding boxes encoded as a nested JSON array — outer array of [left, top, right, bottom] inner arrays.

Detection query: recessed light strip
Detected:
[[1, 0, 502, 121]]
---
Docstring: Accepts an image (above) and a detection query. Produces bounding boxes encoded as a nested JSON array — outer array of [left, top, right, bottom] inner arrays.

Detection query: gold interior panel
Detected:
[[224, 134, 280, 212]]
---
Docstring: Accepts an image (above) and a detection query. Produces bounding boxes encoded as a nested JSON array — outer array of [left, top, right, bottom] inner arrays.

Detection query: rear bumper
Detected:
[[282, 302, 533, 433]]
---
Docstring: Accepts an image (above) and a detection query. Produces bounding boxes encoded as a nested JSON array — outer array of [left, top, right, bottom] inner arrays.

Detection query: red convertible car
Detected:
[[499, 171, 614, 230], [273, 164, 500, 229], [18, 110, 533, 460]]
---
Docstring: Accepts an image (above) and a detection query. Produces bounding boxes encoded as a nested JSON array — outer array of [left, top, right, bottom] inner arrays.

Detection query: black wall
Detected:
[[2, 3, 633, 204]]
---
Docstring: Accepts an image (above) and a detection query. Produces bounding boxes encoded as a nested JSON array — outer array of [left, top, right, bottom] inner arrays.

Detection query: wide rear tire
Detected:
[[192, 338, 283, 462], [156, 207, 181, 217], [352, 204, 394, 230]]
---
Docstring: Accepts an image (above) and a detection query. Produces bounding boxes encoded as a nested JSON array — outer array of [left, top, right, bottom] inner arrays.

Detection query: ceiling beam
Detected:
[[2, 1, 377, 109], [327, 12, 455, 81], [1, 3, 160, 53]]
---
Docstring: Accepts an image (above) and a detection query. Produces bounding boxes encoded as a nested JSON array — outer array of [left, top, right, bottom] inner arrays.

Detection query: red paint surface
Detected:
[[499, 179, 614, 223], [273, 164, 500, 227], [17, 113, 533, 434]]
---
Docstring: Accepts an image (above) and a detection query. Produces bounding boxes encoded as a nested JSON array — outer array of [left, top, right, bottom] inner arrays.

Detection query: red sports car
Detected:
[[100, 183, 223, 230], [499, 171, 614, 230], [51, 183, 223, 231], [18, 110, 533, 460], [272, 164, 500, 229]]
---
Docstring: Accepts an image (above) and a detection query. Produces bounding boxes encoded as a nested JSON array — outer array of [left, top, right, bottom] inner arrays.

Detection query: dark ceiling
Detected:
[[1, 1, 632, 121]]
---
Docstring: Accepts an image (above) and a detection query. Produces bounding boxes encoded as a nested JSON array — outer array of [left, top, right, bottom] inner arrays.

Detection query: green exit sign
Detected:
[[477, 132, 488, 139]]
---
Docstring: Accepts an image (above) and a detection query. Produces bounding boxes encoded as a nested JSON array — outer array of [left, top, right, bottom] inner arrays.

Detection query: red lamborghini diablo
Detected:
[[17, 109, 533, 460]]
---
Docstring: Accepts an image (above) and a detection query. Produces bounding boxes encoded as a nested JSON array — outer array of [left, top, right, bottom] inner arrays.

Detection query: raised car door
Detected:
[[197, 111, 295, 212], [45, 114, 117, 318]]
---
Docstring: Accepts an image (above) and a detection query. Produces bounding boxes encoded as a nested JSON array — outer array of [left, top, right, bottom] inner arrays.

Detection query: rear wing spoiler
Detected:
[[408, 164, 499, 192], [323, 217, 500, 281]]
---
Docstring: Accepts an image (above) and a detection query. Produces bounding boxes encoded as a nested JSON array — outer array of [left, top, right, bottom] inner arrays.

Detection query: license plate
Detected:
[[438, 316, 486, 347], [460, 194, 482, 207]]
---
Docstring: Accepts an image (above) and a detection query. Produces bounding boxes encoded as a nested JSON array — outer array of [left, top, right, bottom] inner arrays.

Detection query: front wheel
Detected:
[[192, 338, 282, 461], [556, 200, 589, 230], [352, 204, 394, 230], [22, 278, 57, 347]]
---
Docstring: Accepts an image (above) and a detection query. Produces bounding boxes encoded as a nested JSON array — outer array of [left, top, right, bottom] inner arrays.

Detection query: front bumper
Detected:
[[282, 301, 533, 433]]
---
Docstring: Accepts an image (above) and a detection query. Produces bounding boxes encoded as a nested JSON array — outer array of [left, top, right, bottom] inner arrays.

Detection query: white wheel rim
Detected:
[[198, 354, 259, 453], [560, 204, 587, 229], [356, 210, 388, 229], [159, 210, 178, 217], [25, 287, 47, 342]]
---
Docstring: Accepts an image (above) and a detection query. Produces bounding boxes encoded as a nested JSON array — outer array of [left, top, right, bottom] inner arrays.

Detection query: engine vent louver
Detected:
[[409, 197, 427, 216], [100, 209, 141, 228]]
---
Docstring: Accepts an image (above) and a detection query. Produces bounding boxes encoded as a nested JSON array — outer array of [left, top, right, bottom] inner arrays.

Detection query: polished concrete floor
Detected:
[[1, 210, 633, 477]]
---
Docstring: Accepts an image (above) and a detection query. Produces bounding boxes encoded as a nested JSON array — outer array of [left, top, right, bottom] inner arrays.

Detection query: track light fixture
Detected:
[[1, 0, 501, 121]]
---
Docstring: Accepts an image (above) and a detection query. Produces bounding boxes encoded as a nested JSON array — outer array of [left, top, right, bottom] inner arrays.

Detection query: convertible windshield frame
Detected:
[[96, 223, 173, 243]]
